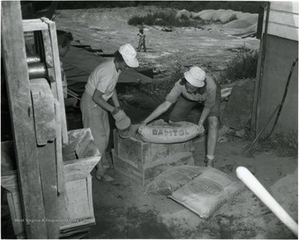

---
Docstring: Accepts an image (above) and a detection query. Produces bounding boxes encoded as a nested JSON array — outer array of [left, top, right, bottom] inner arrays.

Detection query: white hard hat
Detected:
[[184, 66, 206, 87], [119, 43, 139, 68]]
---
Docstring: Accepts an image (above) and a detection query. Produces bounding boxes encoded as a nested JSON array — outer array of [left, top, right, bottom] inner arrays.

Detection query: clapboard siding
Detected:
[[269, 10, 299, 27], [264, 2, 299, 41], [270, 1, 299, 14], [268, 22, 298, 41]]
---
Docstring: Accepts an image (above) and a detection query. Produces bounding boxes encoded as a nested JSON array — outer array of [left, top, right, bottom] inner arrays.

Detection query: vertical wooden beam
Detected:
[[29, 79, 61, 238], [1, 1, 47, 238], [251, 3, 270, 134], [41, 18, 68, 144]]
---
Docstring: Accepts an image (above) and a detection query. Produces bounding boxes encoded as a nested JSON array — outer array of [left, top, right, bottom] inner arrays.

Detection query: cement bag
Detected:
[[140, 119, 202, 144], [145, 165, 206, 196], [169, 167, 245, 220]]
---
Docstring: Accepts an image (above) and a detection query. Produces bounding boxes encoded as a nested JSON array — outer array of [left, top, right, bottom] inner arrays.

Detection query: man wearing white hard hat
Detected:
[[80, 43, 139, 181], [139, 66, 221, 167]]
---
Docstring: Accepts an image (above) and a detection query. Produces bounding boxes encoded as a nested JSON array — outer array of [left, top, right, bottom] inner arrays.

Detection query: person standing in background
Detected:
[[137, 28, 146, 52]]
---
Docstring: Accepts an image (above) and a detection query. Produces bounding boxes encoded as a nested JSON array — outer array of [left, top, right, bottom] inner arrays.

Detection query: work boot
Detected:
[[204, 157, 214, 168]]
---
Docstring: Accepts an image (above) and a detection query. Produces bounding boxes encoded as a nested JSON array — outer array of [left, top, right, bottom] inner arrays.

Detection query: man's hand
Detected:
[[198, 123, 205, 134], [111, 107, 126, 122], [138, 121, 146, 134]]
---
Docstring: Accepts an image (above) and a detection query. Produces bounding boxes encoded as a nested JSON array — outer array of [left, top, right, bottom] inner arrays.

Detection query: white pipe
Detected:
[[236, 166, 298, 237]]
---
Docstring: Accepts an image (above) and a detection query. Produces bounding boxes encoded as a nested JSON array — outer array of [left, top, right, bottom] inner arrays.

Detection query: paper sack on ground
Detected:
[[145, 165, 206, 195], [169, 167, 245, 219]]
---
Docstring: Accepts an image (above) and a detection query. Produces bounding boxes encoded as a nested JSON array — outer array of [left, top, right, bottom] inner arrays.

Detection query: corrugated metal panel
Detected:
[[264, 2, 298, 41]]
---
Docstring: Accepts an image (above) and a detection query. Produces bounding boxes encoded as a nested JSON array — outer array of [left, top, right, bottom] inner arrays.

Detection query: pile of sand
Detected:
[[176, 9, 258, 30], [176, 9, 192, 19], [193, 9, 237, 23]]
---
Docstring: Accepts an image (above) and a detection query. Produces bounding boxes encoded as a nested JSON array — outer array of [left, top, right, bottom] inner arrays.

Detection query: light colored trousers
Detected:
[[80, 91, 110, 162]]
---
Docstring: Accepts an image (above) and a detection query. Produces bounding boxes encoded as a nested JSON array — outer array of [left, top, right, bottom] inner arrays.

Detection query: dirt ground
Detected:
[[1, 6, 298, 239]]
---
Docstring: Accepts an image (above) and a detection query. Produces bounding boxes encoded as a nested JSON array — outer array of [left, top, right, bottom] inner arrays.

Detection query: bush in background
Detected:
[[143, 61, 184, 98], [128, 11, 201, 27], [219, 47, 259, 84]]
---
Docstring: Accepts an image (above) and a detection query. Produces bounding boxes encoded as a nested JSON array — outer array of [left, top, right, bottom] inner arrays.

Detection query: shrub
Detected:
[[219, 47, 258, 84], [143, 62, 184, 98], [128, 11, 194, 27]]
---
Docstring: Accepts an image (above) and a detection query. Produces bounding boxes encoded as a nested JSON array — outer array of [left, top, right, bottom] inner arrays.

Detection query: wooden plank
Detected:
[[23, 19, 48, 32], [41, 29, 55, 72], [60, 218, 95, 234], [269, 9, 299, 28], [64, 156, 99, 182], [74, 133, 100, 159], [1, 1, 48, 238], [251, 34, 265, 132], [86, 177, 94, 220], [1, 174, 18, 192], [30, 78, 56, 146], [41, 18, 68, 144], [54, 100, 66, 195], [7, 192, 26, 238], [268, 21, 298, 41], [65, 178, 94, 220], [112, 149, 144, 185], [270, 2, 299, 14], [37, 142, 60, 238]]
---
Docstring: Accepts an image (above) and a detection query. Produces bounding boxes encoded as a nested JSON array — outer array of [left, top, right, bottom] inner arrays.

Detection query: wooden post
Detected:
[[251, 3, 270, 134], [1, 1, 48, 238], [41, 18, 69, 144], [1, 1, 60, 238]]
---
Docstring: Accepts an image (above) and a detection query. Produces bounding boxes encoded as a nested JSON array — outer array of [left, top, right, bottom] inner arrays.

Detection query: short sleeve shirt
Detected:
[[85, 59, 121, 101], [165, 75, 217, 108]]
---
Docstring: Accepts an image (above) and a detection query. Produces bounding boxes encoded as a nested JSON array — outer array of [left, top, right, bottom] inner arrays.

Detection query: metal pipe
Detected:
[[28, 62, 47, 79], [26, 55, 41, 64]]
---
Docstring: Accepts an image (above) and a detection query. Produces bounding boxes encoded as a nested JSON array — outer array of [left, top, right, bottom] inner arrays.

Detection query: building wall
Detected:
[[265, 1, 298, 41], [257, 35, 298, 135]]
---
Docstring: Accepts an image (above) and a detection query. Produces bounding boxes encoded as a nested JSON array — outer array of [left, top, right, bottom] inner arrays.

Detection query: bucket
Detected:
[[116, 116, 134, 139], [117, 124, 134, 139]]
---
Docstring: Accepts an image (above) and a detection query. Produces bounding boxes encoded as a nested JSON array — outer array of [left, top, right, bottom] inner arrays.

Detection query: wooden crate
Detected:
[[1, 128, 100, 238], [112, 130, 195, 188]]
